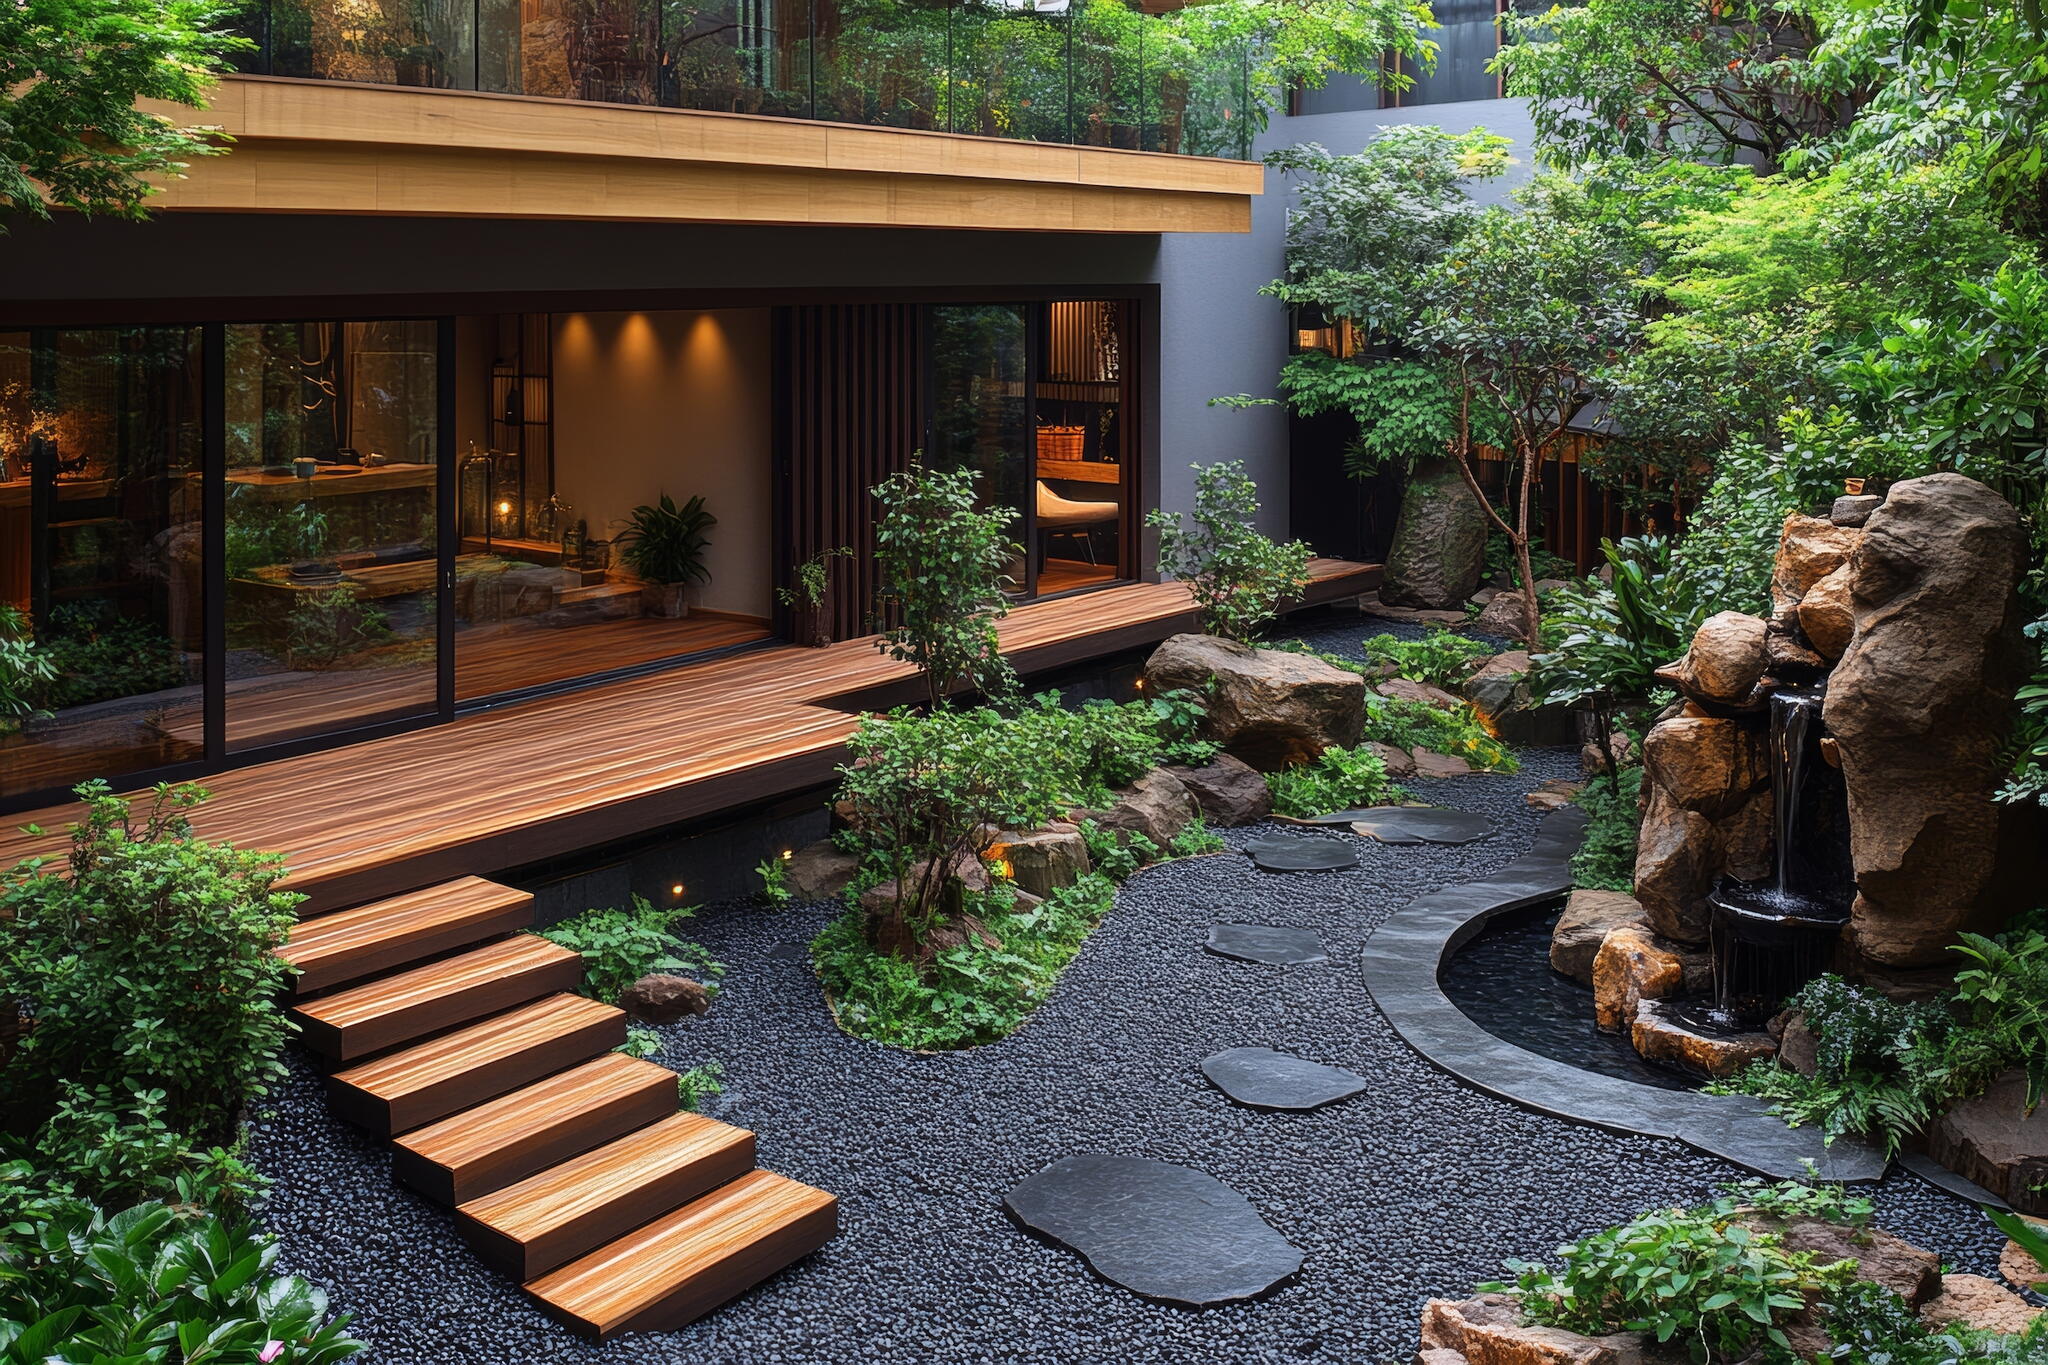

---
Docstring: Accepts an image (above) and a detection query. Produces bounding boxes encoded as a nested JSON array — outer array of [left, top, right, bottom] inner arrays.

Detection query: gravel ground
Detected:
[[249, 609, 2005, 1365]]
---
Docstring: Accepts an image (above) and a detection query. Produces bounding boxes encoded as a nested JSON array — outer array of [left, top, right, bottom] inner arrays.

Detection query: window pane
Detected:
[[670, 0, 813, 117], [1033, 300, 1127, 593], [0, 328, 205, 801], [929, 304, 1029, 595], [1403, 0, 1500, 105], [949, 0, 1069, 142], [222, 321, 439, 752], [1072, 0, 1143, 148], [812, 0, 947, 129], [264, 0, 478, 89]]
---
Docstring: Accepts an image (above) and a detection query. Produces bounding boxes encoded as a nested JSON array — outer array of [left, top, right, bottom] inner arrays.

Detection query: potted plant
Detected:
[[777, 547, 851, 648], [616, 493, 715, 618]]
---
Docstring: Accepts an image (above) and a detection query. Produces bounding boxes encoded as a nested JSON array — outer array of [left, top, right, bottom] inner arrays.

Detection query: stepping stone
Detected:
[[1346, 806, 1494, 845], [1003, 1155, 1302, 1306], [1200, 1047, 1370, 1112], [1244, 835, 1359, 872], [766, 942, 809, 962], [1204, 924, 1327, 966]]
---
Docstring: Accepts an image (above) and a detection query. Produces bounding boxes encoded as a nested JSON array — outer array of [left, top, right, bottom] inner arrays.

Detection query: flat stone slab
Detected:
[[1204, 923, 1328, 966], [1003, 1155, 1303, 1306], [1200, 1047, 1369, 1111], [1346, 806, 1494, 845], [1244, 835, 1360, 872]]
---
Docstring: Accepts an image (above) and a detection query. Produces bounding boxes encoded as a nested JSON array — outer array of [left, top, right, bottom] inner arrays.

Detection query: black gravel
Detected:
[[246, 609, 2005, 1365]]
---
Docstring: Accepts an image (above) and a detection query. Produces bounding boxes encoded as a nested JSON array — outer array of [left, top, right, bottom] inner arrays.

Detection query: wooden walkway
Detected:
[[1, 562, 1376, 913]]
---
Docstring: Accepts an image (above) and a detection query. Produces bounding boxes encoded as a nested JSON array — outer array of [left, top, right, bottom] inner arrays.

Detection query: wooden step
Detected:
[[291, 935, 583, 1063], [327, 994, 624, 1137], [392, 1054, 677, 1205], [524, 1169, 837, 1341], [278, 877, 534, 996], [457, 1112, 757, 1279]]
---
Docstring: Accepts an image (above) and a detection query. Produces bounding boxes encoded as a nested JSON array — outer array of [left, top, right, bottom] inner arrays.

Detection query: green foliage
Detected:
[[28, 1085, 264, 1214], [1169, 818, 1226, 858], [1987, 1207, 2048, 1276], [537, 896, 723, 1006], [0, 605, 53, 722], [1952, 917, 2048, 1110], [1821, 1277, 2048, 1363], [1361, 623, 1492, 690], [1571, 765, 1643, 893], [813, 873, 1118, 1051], [756, 855, 793, 907], [1265, 744, 1397, 818], [0, 0, 247, 223], [675, 1062, 724, 1111], [38, 602, 186, 710], [0, 1163, 364, 1364], [1368, 692, 1519, 773], [872, 461, 1018, 708], [284, 586, 392, 669], [775, 546, 850, 610], [615, 492, 715, 587], [1534, 537, 1699, 709], [1148, 461, 1313, 642], [1720, 1173, 1874, 1227], [1496, 1196, 1858, 1361], [2001, 614, 2048, 807], [223, 498, 327, 583], [616, 1026, 663, 1060], [1078, 818, 1161, 881], [0, 783, 299, 1205]]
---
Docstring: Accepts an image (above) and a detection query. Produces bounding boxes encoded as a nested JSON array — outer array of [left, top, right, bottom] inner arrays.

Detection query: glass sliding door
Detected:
[[221, 320, 441, 752], [929, 303, 1032, 595], [0, 328, 205, 801]]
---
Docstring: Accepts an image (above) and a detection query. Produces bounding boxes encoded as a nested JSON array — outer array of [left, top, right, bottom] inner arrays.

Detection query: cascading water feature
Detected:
[[1684, 689, 1857, 1032]]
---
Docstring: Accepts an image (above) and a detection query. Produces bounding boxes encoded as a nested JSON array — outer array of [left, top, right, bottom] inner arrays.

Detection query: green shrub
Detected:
[[0, 783, 299, 1204], [1265, 744, 1397, 818], [1270, 642, 1519, 772], [1571, 765, 1643, 892], [617, 1026, 663, 1060], [615, 492, 715, 587], [813, 874, 1118, 1051], [1078, 818, 1161, 881], [872, 462, 1018, 708], [538, 896, 722, 1005], [1148, 461, 1313, 642], [675, 1062, 724, 1111], [1822, 1278, 2048, 1363], [0, 1162, 364, 1365], [1361, 623, 1492, 689], [0, 605, 54, 722], [1169, 818, 1226, 858], [38, 603, 186, 710], [756, 855, 793, 907]]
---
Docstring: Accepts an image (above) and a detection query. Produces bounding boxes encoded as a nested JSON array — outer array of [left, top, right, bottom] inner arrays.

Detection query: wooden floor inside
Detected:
[[0, 562, 1377, 913]]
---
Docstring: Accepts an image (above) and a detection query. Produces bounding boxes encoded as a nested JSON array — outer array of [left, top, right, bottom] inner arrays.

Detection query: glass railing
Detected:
[[226, 0, 1254, 159]]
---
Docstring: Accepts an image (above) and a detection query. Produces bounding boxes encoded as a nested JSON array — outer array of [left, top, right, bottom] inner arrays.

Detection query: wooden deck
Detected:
[[0, 561, 1376, 913]]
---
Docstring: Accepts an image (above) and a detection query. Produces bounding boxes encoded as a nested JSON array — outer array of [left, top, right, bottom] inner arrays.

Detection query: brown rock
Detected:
[[1772, 1010, 1819, 1076], [1579, 731, 1635, 777], [1464, 650, 1533, 726], [619, 973, 712, 1023], [1633, 785, 1719, 944], [1381, 457, 1490, 610], [1923, 1068, 2048, 1213], [1367, 741, 1417, 779], [1796, 563, 1855, 661], [1420, 1294, 1646, 1364], [1765, 600, 1826, 674], [783, 839, 860, 901], [1078, 768, 1201, 849], [1412, 749, 1476, 778], [1524, 779, 1582, 813], [1718, 787, 1776, 885], [1378, 677, 1465, 709], [1922, 1274, 2042, 1337], [1417, 1349, 1470, 1365], [1472, 591, 1534, 639], [1641, 711, 1769, 821], [1831, 493, 1883, 527], [1143, 634, 1365, 771], [1631, 999, 1776, 1078], [1768, 1217, 1942, 1308], [859, 852, 995, 919], [1592, 926, 1687, 1032], [1164, 755, 1273, 828], [1655, 611, 1769, 707], [1360, 591, 1469, 625], [992, 825, 1090, 897], [1826, 474, 2032, 966], [1550, 889, 1646, 986], [1772, 513, 1863, 609], [2002, 1231, 2048, 1292]]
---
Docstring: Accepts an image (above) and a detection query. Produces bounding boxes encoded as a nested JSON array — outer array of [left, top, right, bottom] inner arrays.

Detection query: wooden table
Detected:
[[1035, 458, 1123, 485], [213, 463, 437, 502]]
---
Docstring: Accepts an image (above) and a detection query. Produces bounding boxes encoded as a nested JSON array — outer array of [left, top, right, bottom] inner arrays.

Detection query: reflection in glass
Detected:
[[222, 321, 439, 752], [0, 329, 205, 800], [812, 0, 948, 128], [929, 305, 1029, 594], [253, 0, 480, 88], [948, 0, 1069, 142], [1073, 0, 1144, 148]]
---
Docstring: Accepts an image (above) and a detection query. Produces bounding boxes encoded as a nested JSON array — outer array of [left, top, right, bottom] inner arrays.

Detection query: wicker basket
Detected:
[[1036, 426, 1085, 461]]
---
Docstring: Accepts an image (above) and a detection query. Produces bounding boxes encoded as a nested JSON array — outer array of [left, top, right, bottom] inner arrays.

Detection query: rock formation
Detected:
[[1142, 634, 1364, 770], [1379, 457, 1488, 609], [1633, 705, 1772, 943]]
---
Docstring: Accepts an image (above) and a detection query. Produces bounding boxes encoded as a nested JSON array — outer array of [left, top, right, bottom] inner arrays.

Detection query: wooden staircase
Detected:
[[278, 876, 836, 1340]]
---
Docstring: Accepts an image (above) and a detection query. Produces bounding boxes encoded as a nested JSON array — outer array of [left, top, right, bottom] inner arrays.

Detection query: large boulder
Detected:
[[1631, 999, 1776, 1078], [620, 973, 712, 1024], [1592, 925, 1688, 1032], [993, 824, 1090, 897], [2002, 1227, 2048, 1292], [1922, 1274, 2042, 1337], [1380, 457, 1489, 610], [783, 839, 860, 901], [1550, 889, 1646, 986], [1654, 612, 1769, 709], [1078, 768, 1201, 849], [1633, 708, 1772, 942], [1825, 473, 2031, 966], [1923, 1068, 2048, 1214], [1795, 563, 1855, 661], [1472, 590, 1534, 640], [1143, 635, 1364, 771], [1164, 755, 1272, 827], [1420, 1293, 1645, 1364], [1772, 513, 1863, 609], [1641, 710, 1769, 822]]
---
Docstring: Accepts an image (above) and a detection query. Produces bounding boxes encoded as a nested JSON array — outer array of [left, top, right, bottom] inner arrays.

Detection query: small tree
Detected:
[[1148, 461, 1314, 642], [872, 461, 1019, 708], [1, 0, 247, 223]]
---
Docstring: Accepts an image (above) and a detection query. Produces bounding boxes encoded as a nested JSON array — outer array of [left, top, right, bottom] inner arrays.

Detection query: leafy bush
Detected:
[[615, 492, 715, 587], [0, 605, 53, 722], [1364, 692, 1519, 773], [1169, 818, 1226, 858], [756, 855, 793, 907], [1822, 1277, 2048, 1364], [0, 1162, 364, 1365], [1265, 744, 1397, 818], [1361, 623, 1492, 690], [1, 783, 299, 1204], [872, 462, 1018, 708], [2001, 613, 2048, 809], [537, 896, 722, 1005], [1571, 765, 1643, 893], [38, 603, 186, 711], [675, 1062, 724, 1111], [1533, 537, 1698, 710], [813, 874, 1118, 1051], [1149, 461, 1313, 642], [1077, 818, 1161, 881]]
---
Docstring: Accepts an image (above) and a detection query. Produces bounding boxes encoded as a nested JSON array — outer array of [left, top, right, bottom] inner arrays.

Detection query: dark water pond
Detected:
[[1440, 903, 1698, 1093]]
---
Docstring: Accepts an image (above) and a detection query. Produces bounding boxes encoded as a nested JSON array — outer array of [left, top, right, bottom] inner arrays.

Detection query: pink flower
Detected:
[[259, 1343, 285, 1363]]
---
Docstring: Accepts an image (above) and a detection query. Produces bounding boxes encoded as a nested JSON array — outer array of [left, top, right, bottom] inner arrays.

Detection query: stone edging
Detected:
[[1361, 806, 1889, 1182]]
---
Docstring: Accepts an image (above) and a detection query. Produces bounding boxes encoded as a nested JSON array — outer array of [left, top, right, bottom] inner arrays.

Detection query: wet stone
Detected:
[[1205, 923, 1329, 966], [1201, 1047, 1370, 1112], [1347, 807, 1495, 846], [1003, 1154, 1304, 1306], [1244, 835, 1361, 872]]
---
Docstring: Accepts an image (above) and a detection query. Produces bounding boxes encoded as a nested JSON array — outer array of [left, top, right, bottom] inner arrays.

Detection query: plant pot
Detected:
[[792, 594, 833, 649], [642, 582, 690, 618]]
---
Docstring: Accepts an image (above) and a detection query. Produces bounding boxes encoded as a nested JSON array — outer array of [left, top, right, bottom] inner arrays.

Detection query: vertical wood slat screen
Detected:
[[779, 304, 923, 642]]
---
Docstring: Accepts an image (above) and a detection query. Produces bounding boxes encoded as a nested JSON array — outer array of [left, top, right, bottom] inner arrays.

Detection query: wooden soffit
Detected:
[[145, 77, 1260, 232]]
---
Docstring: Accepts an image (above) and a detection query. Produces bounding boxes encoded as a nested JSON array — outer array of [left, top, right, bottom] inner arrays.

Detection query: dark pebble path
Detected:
[[248, 609, 2003, 1364]]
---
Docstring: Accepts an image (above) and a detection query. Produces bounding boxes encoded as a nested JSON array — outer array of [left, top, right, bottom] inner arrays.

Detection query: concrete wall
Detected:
[[549, 309, 774, 619]]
